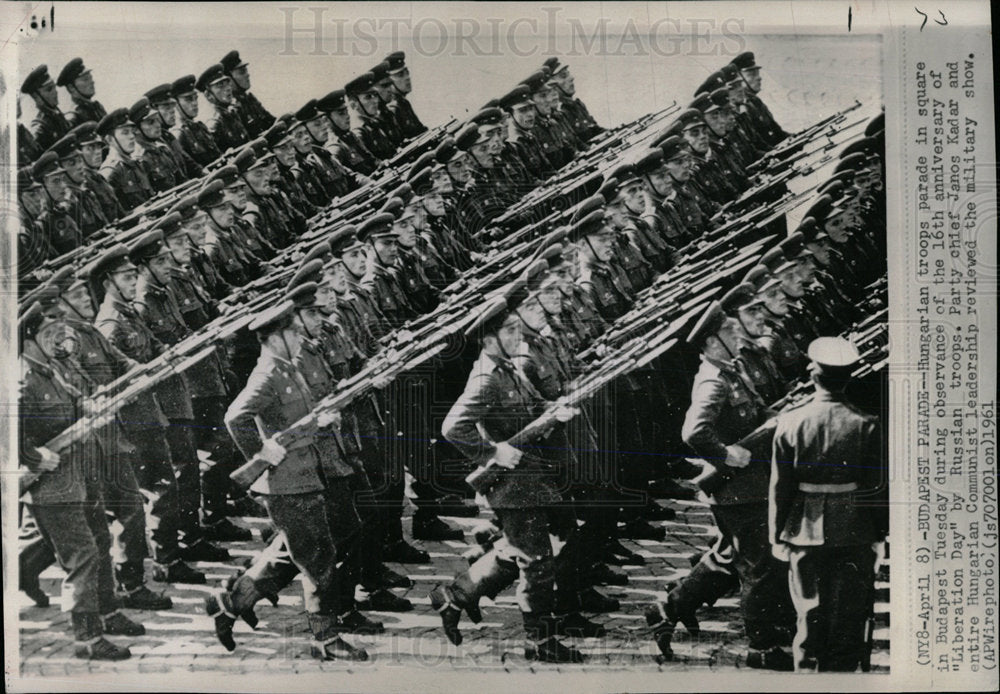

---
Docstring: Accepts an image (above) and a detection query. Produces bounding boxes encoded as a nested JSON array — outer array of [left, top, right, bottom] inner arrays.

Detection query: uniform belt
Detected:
[[798, 482, 858, 493]]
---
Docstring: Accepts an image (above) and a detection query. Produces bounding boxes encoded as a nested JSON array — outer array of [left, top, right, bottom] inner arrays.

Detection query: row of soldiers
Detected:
[[17, 45, 885, 669]]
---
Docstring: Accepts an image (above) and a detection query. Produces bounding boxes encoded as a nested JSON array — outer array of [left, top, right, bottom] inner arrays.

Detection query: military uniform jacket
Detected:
[[161, 129, 204, 179], [362, 262, 416, 332], [343, 279, 388, 342], [508, 125, 556, 180], [395, 248, 440, 314], [559, 95, 602, 142], [173, 117, 222, 167], [681, 355, 770, 505], [625, 217, 672, 273], [206, 103, 249, 153], [18, 122, 42, 165], [189, 250, 232, 301], [672, 182, 712, 237], [205, 225, 254, 287], [353, 116, 397, 160], [225, 348, 326, 495], [770, 391, 886, 547], [441, 350, 563, 509], [737, 341, 786, 407], [327, 128, 379, 176], [234, 88, 275, 138], [579, 259, 633, 322], [294, 338, 359, 478], [745, 94, 788, 148], [759, 321, 807, 383], [67, 98, 107, 128], [67, 183, 109, 238], [30, 105, 72, 151], [85, 168, 124, 223], [99, 147, 154, 211], [559, 284, 608, 347], [388, 93, 427, 139], [135, 137, 183, 193], [17, 212, 52, 278], [614, 230, 655, 288], [242, 197, 287, 253], [36, 205, 84, 257]]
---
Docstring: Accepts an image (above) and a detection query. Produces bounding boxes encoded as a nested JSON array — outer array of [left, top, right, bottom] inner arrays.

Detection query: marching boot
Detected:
[[412, 510, 464, 542], [203, 592, 238, 651], [357, 588, 413, 612], [72, 612, 131, 661], [746, 646, 795, 671], [362, 563, 414, 590], [429, 584, 468, 646], [307, 612, 368, 661], [202, 517, 253, 542], [180, 538, 231, 562], [101, 611, 145, 636], [117, 563, 173, 610], [21, 582, 50, 608], [339, 608, 385, 634], [576, 586, 620, 613], [603, 539, 645, 566], [382, 539, 430, 564], [552, 612, 607, 638], [153, 559, 206, 585], [588, 562, 629, 586], [522, 612, 585, 664]]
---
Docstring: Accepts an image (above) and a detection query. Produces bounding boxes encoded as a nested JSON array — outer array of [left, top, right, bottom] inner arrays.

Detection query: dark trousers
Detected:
[[192, 396, 237, 523], [121, 424, 181, 564], [165, 419, 202, 545], [788, 544, 875, 672]]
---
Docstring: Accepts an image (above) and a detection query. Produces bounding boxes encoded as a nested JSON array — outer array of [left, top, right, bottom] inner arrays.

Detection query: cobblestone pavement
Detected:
[[17, 498, 889, 678]]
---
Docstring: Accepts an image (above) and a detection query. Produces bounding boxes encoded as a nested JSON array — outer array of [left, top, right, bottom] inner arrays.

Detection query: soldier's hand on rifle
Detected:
[[316, 409, 342, 429], [723, 444, 751, 469], [259, 439, 287, 467], [553, 402, 580, 423], [35, 447, 60, 472], [493, 441, 523, 469], [371, 373, 392, 390], [81, 398, 99, 419]]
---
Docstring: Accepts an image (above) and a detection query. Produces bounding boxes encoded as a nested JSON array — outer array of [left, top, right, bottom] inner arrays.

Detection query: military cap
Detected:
[[807, 336, 860, 374], [128, 230, 171, 263], [470, 107, 504, 128], [289, 259, 324, 291], [817, 179, 846, 201], [145, 83, 176, 105], [89, 244, 136, 287], [608, 162, 641, 187], [695, 72, 727, 96], [233, 148, 258, 175], [521, 70, 554, 94], [759, 248, 786, 272], [380, 197, 405, 219], [779, 232, 807, 258], [598, 177, 620, 203], [208, 164, 241, 189], [344, 72, 377, 96], [688, 301, 726, 346], [503, 278, 530, 312], [263, 122, 291, 148], [709, 88, 731, 110], [464, 296, 509, 338], [570, 194, 606, 224], [567, 209, 612, 243], [721, 282, 764, 314], [168, 194, 200, 222], [150, 211, 184, 238], [864, 112, 885, 137], [658, 135, 689, 162], [796, 216, 820, 239], [287, 281, 320, 309], [57, 58, 90, 87], [129, 97, 156, 125], [69, 121, 102, 146], [743, 265, 769, 289], [633, 147, 665, 175], [196, 63, 229, 92], [31, 151, 64, 181], [328, 226, 363, 256], [805, 229, 831, 246], [522, 258, 550, 293], [434, 136, 465, 164], [835, 152, 868, 175], [18, 167, 41, 191], [385, 50, 407, 73], [96, 108, 131, 137], [481, 97, 501, 110], [690, 93, 718, 114], [48, 134, 80, 160], [455, 122, 485, 150], [248, 300, 294, 335], [293, 99, 323, 125], [389, 183, 413, 204], [840, 138, 878, 159], [675, 108, 707, 130], [408, 167, 434, 195], [719, 63, 740, 83], [198, 179, 228, 209], [409, 151, 438, 178], [357, 212, 397, 242], [498, 85, 532, 110], [316, 89, 347, 113], [172, 74, 198, 97], [369, 61, 391, 82], [817, 171, 854, 196], [730, 51, 759, 71], [803, 194, 834, 223], [46, 265, 77, 295], [543, 57, 567, 74], [220, 49, 248, 74], [539, 243, 565, 268], [21, 65, 52, 94]]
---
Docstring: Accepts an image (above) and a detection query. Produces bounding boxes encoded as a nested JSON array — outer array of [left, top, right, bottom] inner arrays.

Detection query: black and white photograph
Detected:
[[1, 2, 994, 692]]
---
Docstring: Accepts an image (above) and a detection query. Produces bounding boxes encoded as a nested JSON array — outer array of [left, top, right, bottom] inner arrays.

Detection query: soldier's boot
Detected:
[[180, 538, 231, 562], [203, 587, 263, 651], [746, 646, 795, 671], [522, 613, 585, 664], [101, 610, 146, 636], [153, 559, 206, 585], [575, 586, 620, 613], [361, 563, 413, 590], [602, 539, 645, 566], [551, 612, 607, 638], [202, 517, 253, 543], [307, 613, 368, 661], [644, 591, 700, 662], [411, 510, 464, 542], [116, 563, 173, 610], [72, 612, 131, 661], [429, 552, 519, 645], [588, 561, 629, 586], [357, 588, 413, 612], [382, 539, 430, 564], [429, 584, 468, 646], [19, 536, 55, 607]]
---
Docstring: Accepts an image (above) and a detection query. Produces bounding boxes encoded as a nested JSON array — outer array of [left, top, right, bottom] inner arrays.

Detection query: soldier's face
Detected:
[[343, 247, 368, 277], [762, 287, 788, 315], [20, 187, 47, 217], [483, 125, 504, 155], [738, 305, 769, 337], [60, 154, 86, 184], [244, 168, 271, 195], [327, 263, 350, 294], [273, 140, 297, 166], [544, 88, 561, 113], [109, 268, 139, 301], [622, 181, 646, 214], [394, 218, 417, 247], [277, 325, 303, 359], [35, 81, 59, 108], [73, 71, 96, 98], [306, 118, 329, 144], [328, 107, 351, 131], [372, 237, 399, 264], [741, 67, 762, 93], [645, 169, 674, 197], [406, 204, 427, 229], [61, 285, 96, 320], [36, 319, 78, 360], [230, 65, 251, 91], [705, 110, 730, 136], [178, 92, 199, 118], [824, 212, 850, 243], [511, 103, 536, 130], [390, 68, 412, 94], [446, 155, 472, 185], [683, 124, 710, 154], [80, 141, 104, 168], [554, 69, 574, 95], [531, 91, 552, 116], [209, 203, 235, 229], [184, 216, 208, 246], [296, 306, 324, 337], [422, 191, 446, 217], [224, 182, 249, 211], [291, 125, 312, 153], [538, 284, 563, 315], [154, 100, 177, 127], [431, 169, 453, 194], [112, 124, 137, 154], [516, 298, 548, 332], [166, 234, 192, 266], [496, 316, 523, 355], [664, 156, 689, 182], [471, 142, 494, 169], [146, 254, 176, 284], [42, 172, 68, 202], [727, 81, 747, 105], [357, 91, 381, 117], [585, 231, 616, 263], [374, 78, 395, 103], [209, 79, 234, 105], [603, 202, 629, 230], [139, 115, 162, 140]]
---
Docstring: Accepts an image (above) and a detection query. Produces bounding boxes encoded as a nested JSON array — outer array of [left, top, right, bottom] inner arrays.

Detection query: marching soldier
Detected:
[[655, 136, 712, 239], [369, 61, 406, 149], [172, 74, 223, 167], [574, 209, 634, 322], [168, 193, 234, 301], [70, 121, 124, 223], [521, 70, 578, 170], [359, 212, 417, 332], [220, 50, 275, 138], [542, 57, 603, 142], [145, 83, 204, 179], [673, 107, 737, 208], [345, 72, 397, 160], [197, 63, 250, 153], [601, 175, 673, 275], [730, 52, 788, 147], [31, 151, 84, 257], [384, 50, 428, 139], [130, 97, 185, 193], [719, 283, 787, 406], [57, 58, 108, 127], [294, 99, 362, 199], [47, 133, 109, 239], [317, 89, 380, 176], [17, 167, 53, 283], [19, 301, 145, 661], [770, 337, 887, 672], [97, 108, 154, 212], [199, 179, 262, 286], [22, 64, 72, 151]]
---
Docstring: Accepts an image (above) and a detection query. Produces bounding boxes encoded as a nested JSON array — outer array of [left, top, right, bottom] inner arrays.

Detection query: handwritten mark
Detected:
[[915, 7, 928, 31], [935, 10, 947, 26], [848, 6, 853, 32]]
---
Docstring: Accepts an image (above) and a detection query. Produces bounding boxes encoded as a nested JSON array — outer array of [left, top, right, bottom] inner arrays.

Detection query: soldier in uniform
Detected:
[[719, 282, 788, 406], [574, 210, 634, 322], [172, 74, 223, 167], [57, 58, 107, 127], [770, 337, 887, 672], [199, 180, 261, 287], [730, 52, 788, 148], [542, 57, 603, 142], [70, 121, 124, 224], [656, 135, 713, 239], [674, 107, 739, 207], [129, 97, 185, 194], [234, 147, 294, 252], [369, 61, 406, 149], [212, 301, 378, 661], [22, 64, 72, 151], [384, 50, 428, 139], [220, 50, 275, 138], [294, 99, 362, 199], [197, 63, 250, 154], [47, 134, 109, 239], [317, 89, 379, 176], [18, 97, 43, 165], [345, 72, 397, 160], [97, 108, 154, 212], [359, 212, 417, 333], [168, 194, 234, 301], [521, 70, 579, 170], [145, 83, 204, 179], [31, 151, 84, 257], [19, 301, 145, 661], [647, 301, 795, 669], [601, 175, 672, 275]]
